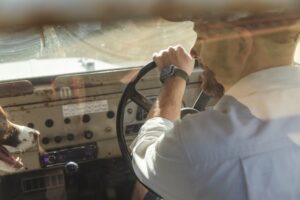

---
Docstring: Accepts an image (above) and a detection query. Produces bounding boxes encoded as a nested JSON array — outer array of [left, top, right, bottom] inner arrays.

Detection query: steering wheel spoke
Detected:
[[130, 89, 153, 112]]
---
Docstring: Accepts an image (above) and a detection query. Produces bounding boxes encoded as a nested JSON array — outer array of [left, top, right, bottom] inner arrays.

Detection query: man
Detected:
[[131, 11, 300, 200]]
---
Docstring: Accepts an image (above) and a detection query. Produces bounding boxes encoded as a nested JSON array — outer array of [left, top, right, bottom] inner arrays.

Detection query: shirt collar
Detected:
[[225, 65, 300, 99]]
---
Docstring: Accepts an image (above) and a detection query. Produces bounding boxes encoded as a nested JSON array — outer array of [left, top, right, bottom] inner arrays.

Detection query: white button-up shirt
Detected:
[[132, 65, 300, 200]]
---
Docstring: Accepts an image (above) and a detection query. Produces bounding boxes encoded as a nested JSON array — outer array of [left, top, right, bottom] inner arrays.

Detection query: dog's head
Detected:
[[0, 107, 39, 173]]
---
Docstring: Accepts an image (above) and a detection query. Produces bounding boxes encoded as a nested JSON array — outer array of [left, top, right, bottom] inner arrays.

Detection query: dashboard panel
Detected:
[[0, 61, 203, 199], [0, 62, 203, 171]]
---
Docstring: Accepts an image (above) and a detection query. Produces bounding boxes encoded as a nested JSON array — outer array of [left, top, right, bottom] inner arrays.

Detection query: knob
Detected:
[[67, 133, 75, 141], [82, 115, 91, 123], [84, 131, 93, 139], [54, 136, 62, 143], [48, 155, 56, 163], [42, 137, 50, 145], [65, 161, 79, 175], [45, 119, 54, 128]]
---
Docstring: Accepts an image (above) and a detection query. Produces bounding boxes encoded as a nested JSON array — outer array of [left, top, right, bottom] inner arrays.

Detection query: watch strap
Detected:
[[173, 67, 189, 84], [160, 65, 189, 84]]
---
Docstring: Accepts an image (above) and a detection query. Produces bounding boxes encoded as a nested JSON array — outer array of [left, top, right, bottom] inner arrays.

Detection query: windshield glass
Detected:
[[0, 18, 195, 81], [0, 16, 299, 81]]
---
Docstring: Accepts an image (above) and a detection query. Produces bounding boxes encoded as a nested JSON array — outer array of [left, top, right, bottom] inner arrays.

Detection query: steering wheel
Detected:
[[116, 61, 211, 167]]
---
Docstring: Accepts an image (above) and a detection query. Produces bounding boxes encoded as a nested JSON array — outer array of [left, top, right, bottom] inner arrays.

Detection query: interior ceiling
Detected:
[[0, 0, 299, 27]]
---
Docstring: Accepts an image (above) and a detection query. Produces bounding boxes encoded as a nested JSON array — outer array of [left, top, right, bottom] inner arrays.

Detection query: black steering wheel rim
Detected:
[[116, 61, 157, 167]]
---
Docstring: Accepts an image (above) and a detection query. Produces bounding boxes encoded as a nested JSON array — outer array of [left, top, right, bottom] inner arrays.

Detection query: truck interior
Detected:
[[0, 1, 299, 200]]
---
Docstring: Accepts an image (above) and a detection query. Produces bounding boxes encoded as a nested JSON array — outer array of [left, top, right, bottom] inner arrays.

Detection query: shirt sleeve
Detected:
[[131, 117, 195, 200]]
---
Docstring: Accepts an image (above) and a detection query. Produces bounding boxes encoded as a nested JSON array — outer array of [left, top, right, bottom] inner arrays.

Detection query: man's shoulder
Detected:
[[177, 95, 261, 163], [180, 95, 256, 132]]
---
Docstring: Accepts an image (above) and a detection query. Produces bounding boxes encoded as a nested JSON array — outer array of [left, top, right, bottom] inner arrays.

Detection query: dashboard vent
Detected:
[[22, 171, 65, 193]]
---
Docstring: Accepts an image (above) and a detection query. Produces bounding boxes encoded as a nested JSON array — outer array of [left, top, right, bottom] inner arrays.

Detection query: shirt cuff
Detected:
[[142, 117, 174, 131], [130, 117, 174, 150]]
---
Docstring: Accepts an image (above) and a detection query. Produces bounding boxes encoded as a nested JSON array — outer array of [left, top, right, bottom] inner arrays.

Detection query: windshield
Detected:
[[0, 18, 196, 81], [0, 16, 299, 81]]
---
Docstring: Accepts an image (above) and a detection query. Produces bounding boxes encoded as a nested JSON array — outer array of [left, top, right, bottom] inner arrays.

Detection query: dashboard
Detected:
[[0, 58, 203, 200]]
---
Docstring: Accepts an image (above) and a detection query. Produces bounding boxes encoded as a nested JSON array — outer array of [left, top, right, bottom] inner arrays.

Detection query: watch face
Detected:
[[161, 65, 175, 80]]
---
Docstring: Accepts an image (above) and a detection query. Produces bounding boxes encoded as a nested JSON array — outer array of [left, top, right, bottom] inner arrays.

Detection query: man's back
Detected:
[[132, 66, 300, 200]]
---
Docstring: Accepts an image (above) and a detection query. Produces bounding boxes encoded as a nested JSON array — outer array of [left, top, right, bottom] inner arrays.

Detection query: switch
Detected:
[[84, 131, 93, 139]]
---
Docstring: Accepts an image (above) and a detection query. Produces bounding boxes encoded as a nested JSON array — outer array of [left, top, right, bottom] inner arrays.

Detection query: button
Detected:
[[82, 115, 91, 123], [48, 155, 56, 164], [54, 136, 62, 143], [84, 131, 93, 139], [45, 119, 54, 128], [107, 111, 115, 119], [42, 137, 50, 145], [67, 133, 75, 141], [65, 161, 79, 175], [64, 118, 71, 124]]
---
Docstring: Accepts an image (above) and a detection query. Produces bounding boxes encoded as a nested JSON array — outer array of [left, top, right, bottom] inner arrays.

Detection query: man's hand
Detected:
[[153, 45, 195, 75], [147, 45, 194, 121]]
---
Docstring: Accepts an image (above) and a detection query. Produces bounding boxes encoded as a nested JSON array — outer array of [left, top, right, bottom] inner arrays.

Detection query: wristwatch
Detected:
[[160, 64, 189, 84]]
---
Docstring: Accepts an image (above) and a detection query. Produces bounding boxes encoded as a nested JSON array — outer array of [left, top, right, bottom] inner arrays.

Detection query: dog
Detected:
[[0, 106, 39, 175]]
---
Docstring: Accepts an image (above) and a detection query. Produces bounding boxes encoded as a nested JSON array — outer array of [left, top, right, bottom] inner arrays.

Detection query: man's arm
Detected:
[[148, 76, 186, 121], [131, 46, 195, 200]]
